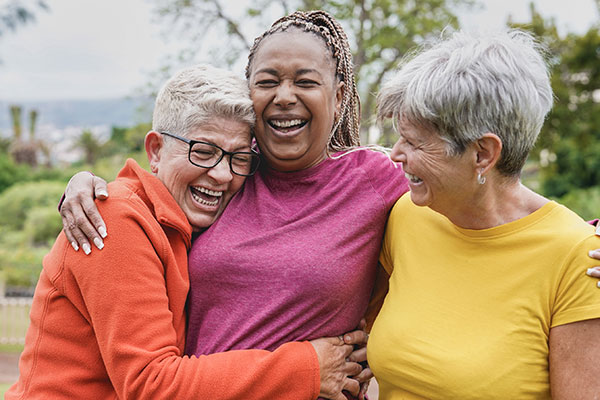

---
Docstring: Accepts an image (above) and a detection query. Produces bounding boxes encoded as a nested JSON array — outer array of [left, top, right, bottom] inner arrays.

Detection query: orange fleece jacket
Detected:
[[6, 159, 320, 400]]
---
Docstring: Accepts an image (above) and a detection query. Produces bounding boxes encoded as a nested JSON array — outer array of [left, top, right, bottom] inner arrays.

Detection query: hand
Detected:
[[60, 172, 109, 255], [309, 336, 362, 400], [341, 319, 373, 400], [587, 249, 600, 288]]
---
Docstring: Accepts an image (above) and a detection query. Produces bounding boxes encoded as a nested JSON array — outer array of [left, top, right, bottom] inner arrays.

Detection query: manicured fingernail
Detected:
[[587, 268, 594, 276], [82, 243, 91, 255], [97, 190, 108, 197], [93, 237, 104, 250], [98, 226, 107, 238], [345, 335, 351, 342], [596, 224, 600, 236], [71, 241, 79, 251], [589, 250, 598, 258], [597, 281, 600, 289]]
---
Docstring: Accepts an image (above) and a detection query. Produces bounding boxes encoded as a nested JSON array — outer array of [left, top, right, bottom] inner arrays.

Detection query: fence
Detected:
[[0, 297, 32, 345]]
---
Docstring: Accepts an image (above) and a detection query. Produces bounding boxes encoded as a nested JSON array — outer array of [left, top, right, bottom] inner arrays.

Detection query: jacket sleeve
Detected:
[[64, 203, 320, 400]]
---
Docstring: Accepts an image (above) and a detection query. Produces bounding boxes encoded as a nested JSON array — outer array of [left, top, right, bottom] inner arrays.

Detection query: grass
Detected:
[[1, 382, 13, 397]]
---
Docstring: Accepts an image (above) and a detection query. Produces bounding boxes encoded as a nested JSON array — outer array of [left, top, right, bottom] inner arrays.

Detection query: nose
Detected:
[[207, 156, 234, 183], [274, 81, 296, 108], [390, 137, 407, 163]]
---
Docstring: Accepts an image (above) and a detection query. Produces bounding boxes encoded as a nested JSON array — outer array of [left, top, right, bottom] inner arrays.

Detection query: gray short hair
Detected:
[[377, 30, 553, 176], [153, 64, 255, 138]]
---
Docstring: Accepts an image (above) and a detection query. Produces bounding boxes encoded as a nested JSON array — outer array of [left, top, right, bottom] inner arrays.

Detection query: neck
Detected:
[[438, 177, 549, 230]]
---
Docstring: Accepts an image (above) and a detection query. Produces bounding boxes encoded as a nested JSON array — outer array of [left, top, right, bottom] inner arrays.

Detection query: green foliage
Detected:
[[0, 0, 48, 37], [0, 244, 47, 287], [148, 0, 475, 143], [555, 187, 600, 222], [0, 152, 30, 193], [0, 181, 65, 231], [104, 122, 152, 154], [23, 205, 62, 246], [511, 6, 600, 197]]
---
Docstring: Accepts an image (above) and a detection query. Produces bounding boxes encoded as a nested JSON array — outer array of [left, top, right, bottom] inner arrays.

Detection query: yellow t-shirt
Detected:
[[368, 194, 600, 399]]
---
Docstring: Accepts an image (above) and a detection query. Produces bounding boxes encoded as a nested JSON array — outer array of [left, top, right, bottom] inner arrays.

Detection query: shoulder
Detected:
[[333, 148, 409, 204]]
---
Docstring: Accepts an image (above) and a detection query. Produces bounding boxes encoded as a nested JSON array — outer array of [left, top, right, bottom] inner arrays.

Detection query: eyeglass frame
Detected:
[[159, 131, 260, 177]]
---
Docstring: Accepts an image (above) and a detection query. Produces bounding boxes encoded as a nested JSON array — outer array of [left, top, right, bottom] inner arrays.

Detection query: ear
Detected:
[[473, 132, 503, 174], [145, 131, 164, 174]]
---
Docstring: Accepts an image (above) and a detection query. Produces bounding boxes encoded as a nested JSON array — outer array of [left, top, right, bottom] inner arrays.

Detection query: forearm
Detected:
[[118, 342, 319, 400]]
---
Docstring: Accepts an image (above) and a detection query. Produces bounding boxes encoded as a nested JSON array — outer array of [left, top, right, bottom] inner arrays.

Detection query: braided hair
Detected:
[[245, 10, 361, 153]]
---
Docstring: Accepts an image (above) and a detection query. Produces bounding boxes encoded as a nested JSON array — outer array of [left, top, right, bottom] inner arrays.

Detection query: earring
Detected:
[[477, 170, 486, 185]]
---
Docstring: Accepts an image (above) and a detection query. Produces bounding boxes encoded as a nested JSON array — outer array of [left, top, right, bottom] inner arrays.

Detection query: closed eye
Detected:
[[296, 79, 319, 87], [255, 79, 278, 87]]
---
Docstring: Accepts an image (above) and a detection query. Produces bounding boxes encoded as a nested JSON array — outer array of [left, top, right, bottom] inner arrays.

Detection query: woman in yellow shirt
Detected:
[[370, 29, 600, 399]]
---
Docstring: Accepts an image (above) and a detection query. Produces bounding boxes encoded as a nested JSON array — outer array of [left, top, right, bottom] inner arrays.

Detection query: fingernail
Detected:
[[595, 224, 600, 236], [93, 237, 104, 250], [71, 241, 79, 251], [97, 190, 108, 197], [82, 243, 91, 255], [589, 250, 597, 258], [587, 268, 594, 276], [98, 226, 107, 238], [597, 281, 600, 289], [345, 335, 351, 342]]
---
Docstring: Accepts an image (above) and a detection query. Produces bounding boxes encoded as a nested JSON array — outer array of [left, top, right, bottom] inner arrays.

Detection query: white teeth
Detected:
[[191, 190, 219, 206], [405, 172, 422, 183], [270, 119, 305, 128], [195, 187, 223, 197]]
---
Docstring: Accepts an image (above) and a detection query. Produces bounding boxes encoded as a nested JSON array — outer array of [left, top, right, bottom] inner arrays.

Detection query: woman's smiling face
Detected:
[[391, 118, 475, 215], [248, 29, 343, 172]]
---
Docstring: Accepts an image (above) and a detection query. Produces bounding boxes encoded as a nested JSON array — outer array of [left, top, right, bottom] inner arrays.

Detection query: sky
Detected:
[[0, 0, 598, 102]]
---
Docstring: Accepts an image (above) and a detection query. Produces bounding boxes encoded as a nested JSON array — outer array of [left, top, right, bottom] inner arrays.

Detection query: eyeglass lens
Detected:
[[190, 142, 257, 175]]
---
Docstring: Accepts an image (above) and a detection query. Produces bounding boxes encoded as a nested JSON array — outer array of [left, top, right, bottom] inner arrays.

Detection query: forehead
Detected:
[[185, 117, 252, 147], [252, 29, 336, 76]]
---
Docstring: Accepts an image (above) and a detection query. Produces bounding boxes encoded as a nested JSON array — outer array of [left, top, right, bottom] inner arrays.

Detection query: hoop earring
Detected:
[[477, 170, 486, 185]]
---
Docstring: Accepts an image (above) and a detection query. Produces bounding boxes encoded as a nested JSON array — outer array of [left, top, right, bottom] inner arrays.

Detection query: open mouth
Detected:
[[190, 186, 223, 207], [405, 172, 423, 184], [268, 118, 308, 133]]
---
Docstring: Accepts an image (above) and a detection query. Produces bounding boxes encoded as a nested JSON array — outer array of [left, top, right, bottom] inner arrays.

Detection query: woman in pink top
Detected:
[[59, 10, 600, 399]]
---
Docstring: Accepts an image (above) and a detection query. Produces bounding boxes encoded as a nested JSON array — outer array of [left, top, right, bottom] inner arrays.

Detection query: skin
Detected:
[[248, 28, 343, 172], [391, 117, 600, 396], [146, 118, 250, 231], [549, 319, 600, 399]]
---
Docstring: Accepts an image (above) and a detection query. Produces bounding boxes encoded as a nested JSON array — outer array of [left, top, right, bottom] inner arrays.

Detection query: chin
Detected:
[[409, 192, 430, 208]]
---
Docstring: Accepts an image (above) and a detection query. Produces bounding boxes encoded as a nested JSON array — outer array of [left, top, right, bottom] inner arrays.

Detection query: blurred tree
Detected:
[[150, 0, 475, 143], [9, 104, 38, 166], [0, 0, 48, 38], [511, 3, 600, 197], [74, 129, 103, 165]]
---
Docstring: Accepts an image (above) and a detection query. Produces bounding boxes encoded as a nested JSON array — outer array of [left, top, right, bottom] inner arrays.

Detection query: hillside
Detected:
[[0, 97, 152, 132]]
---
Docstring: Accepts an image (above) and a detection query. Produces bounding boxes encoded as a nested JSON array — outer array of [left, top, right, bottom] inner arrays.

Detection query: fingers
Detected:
[[351, 366, 373, 383], [589, 249, 600, 260], [358, 380, 371, 400], [348, 345, 367, 363], [342, 329, 368, 346], [586, 266, 600, 288], [93, 176, 109, 200], [343, 376, 361, 397], [61, 198, 105, 255], [81, 190, 107, 240]]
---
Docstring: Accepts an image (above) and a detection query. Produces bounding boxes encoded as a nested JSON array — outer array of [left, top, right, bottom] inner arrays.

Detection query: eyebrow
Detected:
[[254, 68, 323, 77]]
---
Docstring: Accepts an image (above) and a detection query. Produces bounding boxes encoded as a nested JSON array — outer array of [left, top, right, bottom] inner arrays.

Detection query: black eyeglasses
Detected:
[[160, 131, 260, 176]]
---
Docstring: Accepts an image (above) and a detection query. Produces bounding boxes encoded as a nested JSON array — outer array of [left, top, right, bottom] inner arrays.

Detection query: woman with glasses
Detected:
[[7, 64, 366, 400]]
